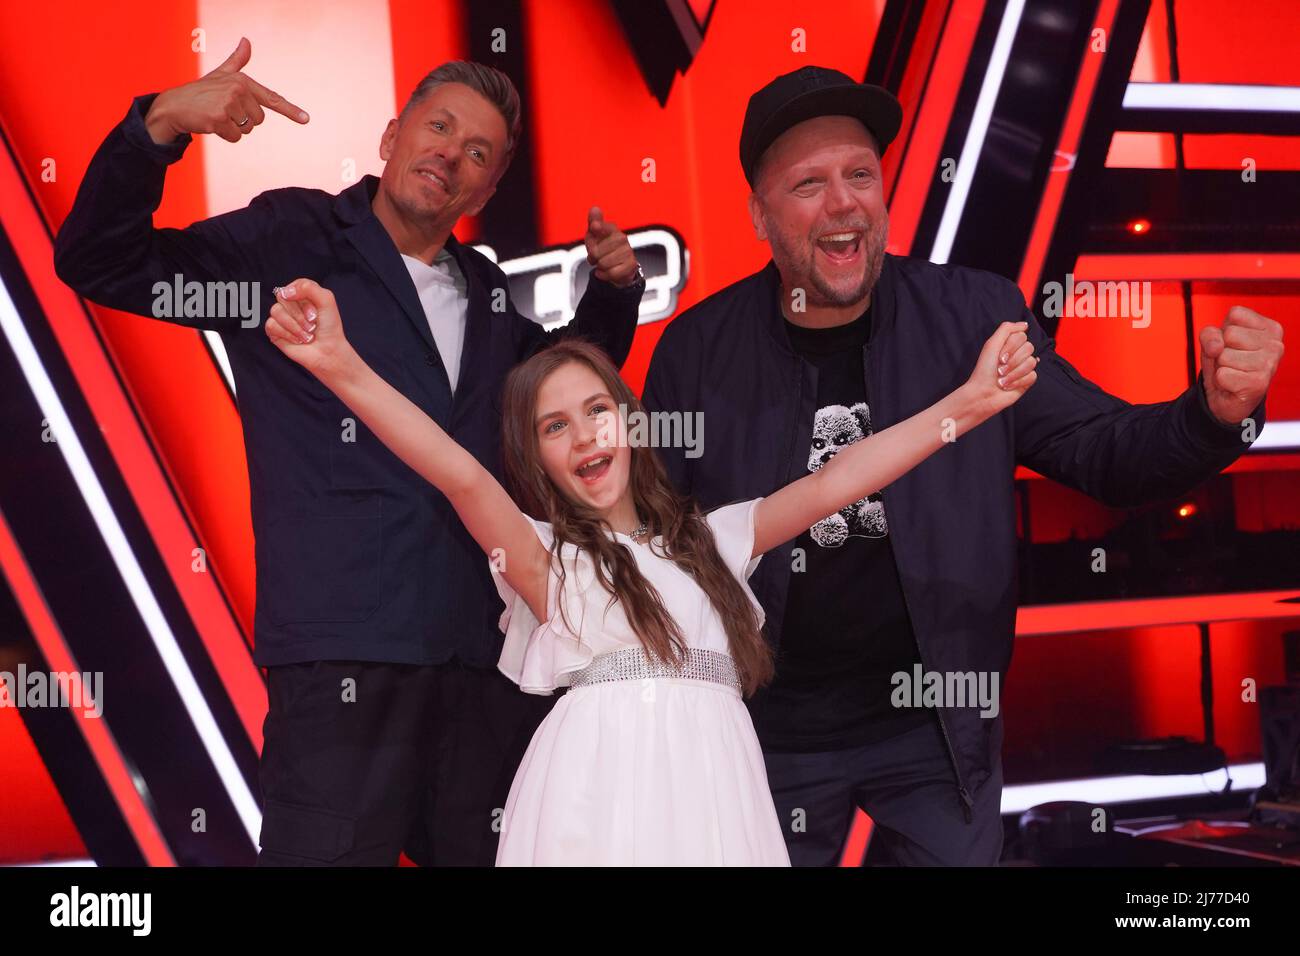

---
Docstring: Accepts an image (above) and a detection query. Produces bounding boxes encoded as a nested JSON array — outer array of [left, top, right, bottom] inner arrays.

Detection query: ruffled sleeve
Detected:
[[704, 497, 767, 629], [491, 516, 601, 695]]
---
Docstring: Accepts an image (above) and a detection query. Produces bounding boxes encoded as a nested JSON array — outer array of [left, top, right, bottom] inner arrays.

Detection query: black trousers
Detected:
[[761, 714, 1005, 866], [256, 658, 555, 866]]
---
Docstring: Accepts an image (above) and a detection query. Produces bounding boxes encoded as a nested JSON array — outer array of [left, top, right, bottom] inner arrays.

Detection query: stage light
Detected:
[[930, 0, 1028, 264], [1252, 420, 1300, 451], [1124, 82, 1300, 113], [1001, 762, 1266, 814], [1177, 503, 1197, 518], [1128, 218, 1151, 235]]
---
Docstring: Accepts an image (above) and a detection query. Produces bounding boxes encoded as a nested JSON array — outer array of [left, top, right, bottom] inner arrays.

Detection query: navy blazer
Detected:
[[54, 93, 643, 667]]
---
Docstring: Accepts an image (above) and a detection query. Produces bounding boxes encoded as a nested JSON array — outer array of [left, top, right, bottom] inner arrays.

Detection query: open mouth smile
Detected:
[[816, 230, 863, 264], [575, 454, 613, 484]]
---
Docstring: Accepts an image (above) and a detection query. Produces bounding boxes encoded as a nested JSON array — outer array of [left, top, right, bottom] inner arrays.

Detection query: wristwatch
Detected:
[[621, 264, 646, 289]]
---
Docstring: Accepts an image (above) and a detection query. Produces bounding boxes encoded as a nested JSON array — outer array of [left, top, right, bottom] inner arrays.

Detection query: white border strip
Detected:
[[203, 330, 236, 399], [930, 0, 1028, 264], [1002, 761, 1266, 814], [1124, 82, 1300, 113], [0, 277, 261, 847], [1250, 419, 1300, 452], [9, 858, 98, 867]]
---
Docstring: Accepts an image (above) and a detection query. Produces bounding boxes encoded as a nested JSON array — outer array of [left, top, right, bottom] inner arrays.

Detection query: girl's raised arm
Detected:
[[264, 278, 550, 621], [752, 320, 1038, 560]]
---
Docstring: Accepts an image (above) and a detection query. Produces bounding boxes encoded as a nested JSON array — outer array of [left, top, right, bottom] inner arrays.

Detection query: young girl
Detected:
[[265, 278, 1038, 866]]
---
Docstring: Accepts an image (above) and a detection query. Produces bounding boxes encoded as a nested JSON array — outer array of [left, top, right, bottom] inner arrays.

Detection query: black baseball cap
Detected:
[[739, 66, 903, 188]]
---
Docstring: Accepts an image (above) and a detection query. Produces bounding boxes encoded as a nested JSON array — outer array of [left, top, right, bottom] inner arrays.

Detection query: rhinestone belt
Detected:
[[566, 646, 742, 693]]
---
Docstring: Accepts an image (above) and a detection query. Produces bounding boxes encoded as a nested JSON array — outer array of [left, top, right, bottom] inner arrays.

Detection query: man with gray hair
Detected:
[[55, 37, 645, 866]]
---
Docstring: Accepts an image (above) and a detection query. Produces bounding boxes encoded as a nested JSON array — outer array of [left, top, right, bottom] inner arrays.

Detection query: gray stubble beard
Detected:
[[770, 213, 890, 309]]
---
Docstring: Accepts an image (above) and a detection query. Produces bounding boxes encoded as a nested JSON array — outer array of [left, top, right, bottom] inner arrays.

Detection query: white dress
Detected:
[[491, 497, 791, 866]]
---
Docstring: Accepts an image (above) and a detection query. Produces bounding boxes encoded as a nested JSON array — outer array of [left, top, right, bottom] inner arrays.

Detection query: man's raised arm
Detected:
[[53, 37, 309, 332], [1006, 278, 1281, 508], [537, 206, 643, 366]]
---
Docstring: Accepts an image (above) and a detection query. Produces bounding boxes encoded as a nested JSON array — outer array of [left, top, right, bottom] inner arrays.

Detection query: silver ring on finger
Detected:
[[237, 116, 251, 128]]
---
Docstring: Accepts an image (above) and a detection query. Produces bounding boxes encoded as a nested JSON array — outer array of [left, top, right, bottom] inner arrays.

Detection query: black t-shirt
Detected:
[[747, 304, 936, 752]]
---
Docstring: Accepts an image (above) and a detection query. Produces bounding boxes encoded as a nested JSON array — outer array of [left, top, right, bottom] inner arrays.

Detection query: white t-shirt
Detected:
[[400, 249, 469, 394]]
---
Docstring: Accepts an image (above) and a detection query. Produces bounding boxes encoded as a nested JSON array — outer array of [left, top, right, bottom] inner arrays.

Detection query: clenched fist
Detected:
[[145, 37, 309, 145], [1199, 306, 1284, 426]]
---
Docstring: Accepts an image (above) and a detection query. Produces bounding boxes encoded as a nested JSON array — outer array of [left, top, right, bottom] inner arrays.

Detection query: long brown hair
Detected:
[[499, 339, 774, 696]]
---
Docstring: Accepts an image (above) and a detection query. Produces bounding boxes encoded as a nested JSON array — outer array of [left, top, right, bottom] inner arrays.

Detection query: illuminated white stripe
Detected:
[[1001, 761, 1265, 814], [1124, 82, 1300, 113], [10, 858, 98, 867], [203, 330, 236, 398], [930, 0, 1027, 265], [0, 278, 261, 846], [1248, 419, 1300, 451]]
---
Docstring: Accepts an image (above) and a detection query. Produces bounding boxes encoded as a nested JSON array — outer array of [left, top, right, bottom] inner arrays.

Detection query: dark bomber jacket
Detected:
[[642, 253, 1265, 816]]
